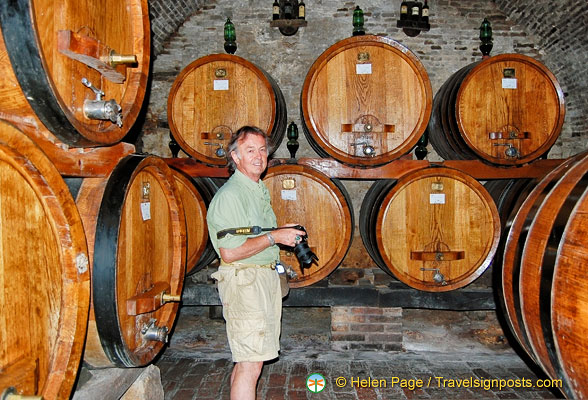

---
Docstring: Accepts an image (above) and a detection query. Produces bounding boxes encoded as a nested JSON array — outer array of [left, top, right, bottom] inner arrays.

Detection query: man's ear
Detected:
[[230, 151, 240, 166]]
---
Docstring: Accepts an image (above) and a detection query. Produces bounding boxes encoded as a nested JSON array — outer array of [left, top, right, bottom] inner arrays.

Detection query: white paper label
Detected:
[[502, 78, 517, 89], [213, 80, 229, 90], [429, 194, 446, 204], [141, 202, 151, 221], [356, 64, 372, 75], [281, 189, 297, 201]]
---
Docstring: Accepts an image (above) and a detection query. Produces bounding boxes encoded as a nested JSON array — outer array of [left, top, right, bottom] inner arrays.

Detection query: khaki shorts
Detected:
[[212, 265, 282, 362]]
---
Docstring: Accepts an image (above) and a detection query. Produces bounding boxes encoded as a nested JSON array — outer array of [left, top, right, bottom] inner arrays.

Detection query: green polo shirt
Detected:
[[207, 169, 280, 264]]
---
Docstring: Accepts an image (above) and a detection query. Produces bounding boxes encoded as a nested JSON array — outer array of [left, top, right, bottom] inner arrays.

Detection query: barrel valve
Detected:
[[107, 50, 138, 67], [493, 143, 519, 158], [1, 387, 42, 400], [162, 292, 181, 303], [81, 78, 123, 127], [141, 319, 169, 343], [204, 142, 227, 158], [420, 268, 447, 285]]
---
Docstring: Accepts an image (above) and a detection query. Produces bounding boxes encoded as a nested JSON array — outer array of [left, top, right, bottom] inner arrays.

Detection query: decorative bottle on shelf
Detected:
[[400, 1, 408, 21], [223, 18, 237, 54], [421, 0, 429, 24], [479, 18, 493, 57], [410, 1, 422, 21], [273, 0, 280, 20], [284, 0, 293, 19], [287, 121, 299, 159], [298, 0, 306, 19], [352, 6, 365, 36]]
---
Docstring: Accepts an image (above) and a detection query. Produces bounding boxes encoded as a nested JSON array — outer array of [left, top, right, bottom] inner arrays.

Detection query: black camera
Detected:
[[290, 225, 319, 267]]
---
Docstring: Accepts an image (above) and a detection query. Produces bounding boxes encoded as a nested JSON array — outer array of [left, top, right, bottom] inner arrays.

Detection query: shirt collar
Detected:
[[233, 169, 264, 191]]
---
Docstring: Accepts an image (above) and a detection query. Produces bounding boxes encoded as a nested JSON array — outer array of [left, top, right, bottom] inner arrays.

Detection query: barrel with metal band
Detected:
[[501, 151, 588, 399], [301, 35, 432, 167], [0, 120, 89, 399], [360, 166, 500, 292], [428, 54, 565, 166], [171, 169, 212, 275], [263, 164, 353, 287], [0, 0, 150, 147], [73, 154, 186, 368], [167, 54, 286, 166]]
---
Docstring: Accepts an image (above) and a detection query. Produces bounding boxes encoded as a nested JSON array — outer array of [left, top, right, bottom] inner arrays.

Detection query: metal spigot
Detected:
[[420, 268, 447, 285], [493, 143, 519, 158], [108, 51, 138, 66], [141, 319, 169, 343], [204, 142, 226, 158], [81, 78, 123, 127]]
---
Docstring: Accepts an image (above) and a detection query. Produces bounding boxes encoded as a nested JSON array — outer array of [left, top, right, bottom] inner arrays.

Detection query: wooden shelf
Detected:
[[165, 157, 565, 180], [270, 19, 308, 28]]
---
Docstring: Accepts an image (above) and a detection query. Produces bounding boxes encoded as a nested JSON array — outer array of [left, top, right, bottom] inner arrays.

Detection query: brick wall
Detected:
[[331, 307, 403, 351]]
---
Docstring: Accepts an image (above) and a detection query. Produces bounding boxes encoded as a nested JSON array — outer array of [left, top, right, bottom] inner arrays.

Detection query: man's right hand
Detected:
[[271, 224, 307, 247]]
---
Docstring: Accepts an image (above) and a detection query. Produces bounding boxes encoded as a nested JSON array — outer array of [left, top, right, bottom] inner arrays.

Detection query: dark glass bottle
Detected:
[[223, 18, 237, 54], [400, 1, 408, 21], [284, 0, 293, 19], [273, 0, 280, 20], [410, 1, 422, 21], [422, 0, 429, 24], [298, 0, 306, 19]]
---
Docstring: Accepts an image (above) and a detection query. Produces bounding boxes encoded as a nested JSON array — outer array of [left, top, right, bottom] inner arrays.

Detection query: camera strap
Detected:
[[216, 226, 276, 239]]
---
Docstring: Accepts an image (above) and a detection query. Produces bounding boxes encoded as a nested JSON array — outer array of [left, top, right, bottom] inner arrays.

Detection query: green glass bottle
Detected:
[[352, 6, 365, 36], [223, 18, 237, 54], [479, 18, 493, 57], [286, 121, 299, 159]]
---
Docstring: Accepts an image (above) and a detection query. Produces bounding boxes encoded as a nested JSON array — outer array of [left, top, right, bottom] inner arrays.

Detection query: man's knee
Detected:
[[236, 361, 263, 378]]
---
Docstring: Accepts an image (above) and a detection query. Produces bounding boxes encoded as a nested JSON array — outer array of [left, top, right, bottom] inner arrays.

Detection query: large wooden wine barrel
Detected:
[[0, 121, 89, 399], [263, 164, 354, 287], [171, 169, 210, 275], [301, 35, 432, 167], [501, 152, 588, 398], [168, 54, 287, 166], [75, 155, 186, 368], [360, 167, 500, 292], [0, 0, 150, 147], [429, 54, 565, 165]]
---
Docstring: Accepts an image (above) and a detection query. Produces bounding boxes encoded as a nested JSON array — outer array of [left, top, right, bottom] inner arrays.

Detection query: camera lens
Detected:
[[293, 239, 318, 266]]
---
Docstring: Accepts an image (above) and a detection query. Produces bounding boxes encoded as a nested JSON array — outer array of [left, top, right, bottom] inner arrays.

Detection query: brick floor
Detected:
[[156, 352, 563, 399]]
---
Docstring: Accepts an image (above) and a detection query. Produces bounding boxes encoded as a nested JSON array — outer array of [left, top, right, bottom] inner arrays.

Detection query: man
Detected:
[[207, 126, 305, 400]]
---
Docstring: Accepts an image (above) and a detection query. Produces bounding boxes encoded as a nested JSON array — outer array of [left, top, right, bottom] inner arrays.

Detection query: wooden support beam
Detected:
[[166, 157, 565, 180]]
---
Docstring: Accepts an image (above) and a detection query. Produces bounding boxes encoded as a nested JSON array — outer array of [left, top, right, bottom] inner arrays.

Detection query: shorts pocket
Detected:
[[227, 310, 266, 355]]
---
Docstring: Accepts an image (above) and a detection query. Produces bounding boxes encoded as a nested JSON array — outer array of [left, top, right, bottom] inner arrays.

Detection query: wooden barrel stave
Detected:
[[518, 156, 588, 389], [263, 164, 354, 287], [429, 54, 565, 165], [0, 0, 150, 147], [76, 155, 186, 368], [167, 54, 286, 166], [171, 169, 208, 275], [301, 35, 432, 167], [552, 185, 588, 398], [359, 179, 397, 271], [362, 167, 500, 292], [501, 154, 583, 364], [0, 120, 89, 399]]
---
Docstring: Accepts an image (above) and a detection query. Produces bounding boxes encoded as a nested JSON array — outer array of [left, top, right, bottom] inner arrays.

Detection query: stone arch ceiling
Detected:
[[149, 0, 588, 140]]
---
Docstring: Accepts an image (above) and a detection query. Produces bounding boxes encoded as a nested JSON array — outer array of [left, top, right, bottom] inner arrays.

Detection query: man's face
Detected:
[[231, 133, 268, 182]]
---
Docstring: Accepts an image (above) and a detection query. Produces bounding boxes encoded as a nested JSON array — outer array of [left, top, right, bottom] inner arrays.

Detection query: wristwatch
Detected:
[[266, 233, 275, 246]]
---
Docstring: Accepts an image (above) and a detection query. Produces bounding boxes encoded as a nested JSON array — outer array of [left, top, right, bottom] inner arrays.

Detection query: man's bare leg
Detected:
[[230, 361, 263, 400]]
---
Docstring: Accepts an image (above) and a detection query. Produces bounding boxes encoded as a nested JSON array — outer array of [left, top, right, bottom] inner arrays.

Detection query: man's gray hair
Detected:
[[227, 126, 269, 173]]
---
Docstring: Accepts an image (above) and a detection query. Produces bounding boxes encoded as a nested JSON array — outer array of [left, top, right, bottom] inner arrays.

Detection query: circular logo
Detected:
[[306, 373, 326, 393]]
